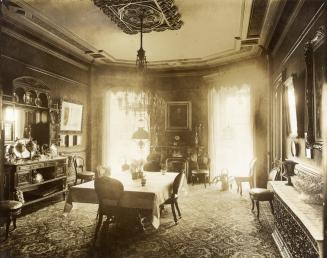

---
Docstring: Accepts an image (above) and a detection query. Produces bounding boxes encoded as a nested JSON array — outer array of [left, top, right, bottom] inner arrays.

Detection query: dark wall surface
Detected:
[[0, 27, 91, 191], [270, 0, 325, 171]]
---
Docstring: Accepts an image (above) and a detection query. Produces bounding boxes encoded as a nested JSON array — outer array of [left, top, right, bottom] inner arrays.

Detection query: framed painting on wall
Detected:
[[165, 101, 192, 131], [60, 101, 83, 132]]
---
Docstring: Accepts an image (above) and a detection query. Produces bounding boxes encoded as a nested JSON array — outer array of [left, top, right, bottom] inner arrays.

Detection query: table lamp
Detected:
[[132, 127, 149, 150]]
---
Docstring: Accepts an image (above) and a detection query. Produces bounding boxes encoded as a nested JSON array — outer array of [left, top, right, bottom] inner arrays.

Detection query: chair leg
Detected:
[[203, 174, 206, 188], [269, 200, 274, 214], [5, 217, 11, 240], [251, 198, 255, 211], [12, 216, 17, 230], [236, 182, 240, 194], [170, 203, 178, 224], [94, 213, 103, 242], [175, 200, 181, 219], [255, 201, 260, 218]]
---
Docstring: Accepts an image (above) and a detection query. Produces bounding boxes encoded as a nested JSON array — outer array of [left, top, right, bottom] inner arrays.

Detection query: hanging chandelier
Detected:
[[136, 10, 147, 71]]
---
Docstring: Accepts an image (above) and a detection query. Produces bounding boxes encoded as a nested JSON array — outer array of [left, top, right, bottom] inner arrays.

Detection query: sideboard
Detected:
[[4, 157, 67, 207], [269, 181, 323, 257]]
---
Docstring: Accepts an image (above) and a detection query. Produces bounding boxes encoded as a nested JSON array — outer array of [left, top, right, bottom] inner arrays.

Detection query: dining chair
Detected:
[[166, 157, 188, 181], [73, 156, 95, 185], [94, 176, 124, 242], [249, 167, 279, 218], [160, 172, 185, 224], [191, 154, 210, 188], [234, 158, 257, 196]]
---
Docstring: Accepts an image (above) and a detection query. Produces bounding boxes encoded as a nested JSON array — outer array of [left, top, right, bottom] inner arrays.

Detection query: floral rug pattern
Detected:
[[0, 185, 280, 258]]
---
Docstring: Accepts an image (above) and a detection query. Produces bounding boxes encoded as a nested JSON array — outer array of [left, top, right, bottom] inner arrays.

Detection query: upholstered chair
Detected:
[[249, 168, 279, 218], [94, 176, 124, 242]]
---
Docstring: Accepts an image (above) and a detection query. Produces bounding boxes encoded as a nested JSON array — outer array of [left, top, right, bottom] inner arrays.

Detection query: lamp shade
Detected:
[[132, 127, 149, 140]]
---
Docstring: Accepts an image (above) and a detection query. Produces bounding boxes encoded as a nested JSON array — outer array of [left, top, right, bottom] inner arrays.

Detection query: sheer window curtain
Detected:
[[208, 84, 253, 179], [102, 90, 150, 172]]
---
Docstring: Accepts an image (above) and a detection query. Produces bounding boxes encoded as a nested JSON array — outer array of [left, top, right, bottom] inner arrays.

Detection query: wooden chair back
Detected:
[[248, 158, 257, 188], [73, 156, 85, 174], [172, 172, 185, 196], [166, 158, 188, 173]]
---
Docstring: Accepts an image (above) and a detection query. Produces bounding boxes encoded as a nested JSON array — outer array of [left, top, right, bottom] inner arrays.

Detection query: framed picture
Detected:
[[60, 101, 83, 132], [165, 101, 192, 131]]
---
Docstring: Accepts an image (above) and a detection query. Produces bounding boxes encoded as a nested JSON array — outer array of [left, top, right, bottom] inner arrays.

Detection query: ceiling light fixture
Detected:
[[136, 10, 147, 72]]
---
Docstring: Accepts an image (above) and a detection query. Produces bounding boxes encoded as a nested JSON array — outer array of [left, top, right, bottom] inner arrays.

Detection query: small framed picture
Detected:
[[165, 101, 192, 131]]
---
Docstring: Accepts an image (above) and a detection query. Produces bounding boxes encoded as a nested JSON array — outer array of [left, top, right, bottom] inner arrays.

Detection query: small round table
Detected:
[[0, 200, 23, 242]]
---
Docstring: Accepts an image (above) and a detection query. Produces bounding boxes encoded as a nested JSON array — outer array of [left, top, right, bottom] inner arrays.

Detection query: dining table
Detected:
[[63, 171, 182, 229]]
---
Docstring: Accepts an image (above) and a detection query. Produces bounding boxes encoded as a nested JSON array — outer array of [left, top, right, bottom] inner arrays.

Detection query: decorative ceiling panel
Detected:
[[92, 0, 183, 34]]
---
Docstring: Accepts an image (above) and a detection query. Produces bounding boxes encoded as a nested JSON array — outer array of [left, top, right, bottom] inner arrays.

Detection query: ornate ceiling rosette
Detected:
[[92, 0, 183, 34]]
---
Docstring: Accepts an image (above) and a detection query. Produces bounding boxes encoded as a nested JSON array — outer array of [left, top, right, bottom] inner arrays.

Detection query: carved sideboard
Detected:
[[269, 181, 323, 257], [4, 157, 68, 207]]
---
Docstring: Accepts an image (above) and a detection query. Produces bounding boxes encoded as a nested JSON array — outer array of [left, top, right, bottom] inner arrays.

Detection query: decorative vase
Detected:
[[283, 160, 297, 186]]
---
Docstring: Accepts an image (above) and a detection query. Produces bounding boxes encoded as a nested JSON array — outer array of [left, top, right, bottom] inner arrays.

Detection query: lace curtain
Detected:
[[102, 90, 150, 172], [208, 84, 253, 178]]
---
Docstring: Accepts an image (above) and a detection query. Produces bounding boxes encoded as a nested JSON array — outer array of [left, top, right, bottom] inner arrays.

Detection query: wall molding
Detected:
[[2, 26, 90, 71], [271, 0, 306, 57], [2, 55, 89, 88], [280, 2, 325, 67]]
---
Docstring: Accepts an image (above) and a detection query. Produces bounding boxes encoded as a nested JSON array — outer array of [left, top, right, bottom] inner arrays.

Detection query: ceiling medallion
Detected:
[[92, 0, 183, 34]]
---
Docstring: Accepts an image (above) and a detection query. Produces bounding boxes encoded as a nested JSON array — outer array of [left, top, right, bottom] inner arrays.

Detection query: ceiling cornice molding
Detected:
[[259, 0, 286, 49], [97, 50, 261, 79], [280, 2, 325, 66], [271, 0, 306, 57], [101, 45, 261, 73], [1, 25, 90, 71], [2, 54, 88, 87], [5, 0, 115, 63]]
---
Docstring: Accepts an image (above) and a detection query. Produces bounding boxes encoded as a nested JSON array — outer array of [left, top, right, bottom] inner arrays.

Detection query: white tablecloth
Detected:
[[64, 172, 179, 228]]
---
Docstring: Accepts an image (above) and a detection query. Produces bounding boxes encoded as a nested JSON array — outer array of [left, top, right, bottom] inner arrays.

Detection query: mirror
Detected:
[[3, 105, 50, 146], [304, 25, 325, 150]]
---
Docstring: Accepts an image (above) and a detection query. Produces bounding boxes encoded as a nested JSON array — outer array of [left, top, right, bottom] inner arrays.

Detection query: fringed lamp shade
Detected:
[[132, 127, 149, 140], [132, 127, 149, 149]]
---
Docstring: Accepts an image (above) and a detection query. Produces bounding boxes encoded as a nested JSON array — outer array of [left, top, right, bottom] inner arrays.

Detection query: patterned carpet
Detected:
[[0, 184, 280, 258]]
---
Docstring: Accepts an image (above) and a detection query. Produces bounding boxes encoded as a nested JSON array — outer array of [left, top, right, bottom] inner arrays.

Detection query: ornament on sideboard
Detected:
[[25, 139, 37, 159], [283, 160, 297, 186]]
